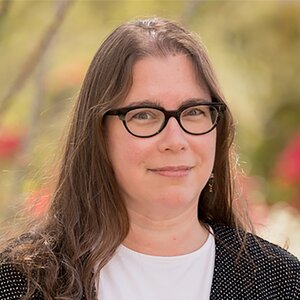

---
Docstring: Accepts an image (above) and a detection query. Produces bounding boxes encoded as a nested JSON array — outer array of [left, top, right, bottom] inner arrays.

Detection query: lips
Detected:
[[148, 166, 193, 177]]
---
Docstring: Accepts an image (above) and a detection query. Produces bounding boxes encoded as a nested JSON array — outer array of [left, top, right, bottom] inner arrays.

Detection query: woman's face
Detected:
[[106, 54, 216, 219]]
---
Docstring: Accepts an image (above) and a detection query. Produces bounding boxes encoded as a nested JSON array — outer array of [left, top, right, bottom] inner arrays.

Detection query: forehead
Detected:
[[123, 54, 210, 109]]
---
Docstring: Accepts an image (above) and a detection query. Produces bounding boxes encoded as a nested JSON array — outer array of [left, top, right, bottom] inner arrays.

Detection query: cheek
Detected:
[[106, 121, 149, 173], [113, 143, 144, 168], [207, 131, 217, 160], [208, 133, 217, 169], [192, 131, 216, 165], [108, 140, 152, 196], [209, 132, 217, 156]]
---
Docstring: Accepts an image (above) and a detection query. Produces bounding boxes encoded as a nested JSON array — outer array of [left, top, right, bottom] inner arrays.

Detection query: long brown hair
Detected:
[[1, 17, 248, 299]]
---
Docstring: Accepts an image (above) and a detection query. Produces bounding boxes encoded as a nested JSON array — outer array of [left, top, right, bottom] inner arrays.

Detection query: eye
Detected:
[[132, 111, 154, 120], [183, 107, 205, 117], [126, 108, 162, 123], [187, 108, 204, 116]]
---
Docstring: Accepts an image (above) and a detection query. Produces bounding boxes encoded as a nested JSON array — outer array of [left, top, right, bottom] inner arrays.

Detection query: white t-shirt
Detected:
[[98, 231, 215, 300]]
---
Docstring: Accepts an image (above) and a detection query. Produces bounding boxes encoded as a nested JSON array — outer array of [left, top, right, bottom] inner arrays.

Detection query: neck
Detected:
[[123, 203, 209, 256]]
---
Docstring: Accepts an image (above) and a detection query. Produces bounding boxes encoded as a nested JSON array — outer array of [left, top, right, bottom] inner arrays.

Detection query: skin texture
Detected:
[[106, 54, 217, 256]]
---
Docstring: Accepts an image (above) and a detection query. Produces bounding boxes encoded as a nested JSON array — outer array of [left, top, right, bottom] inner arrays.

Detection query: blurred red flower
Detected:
[[26, 188, 49, 217], [0, 131, 22, 159], [274, 131, 300, 184]]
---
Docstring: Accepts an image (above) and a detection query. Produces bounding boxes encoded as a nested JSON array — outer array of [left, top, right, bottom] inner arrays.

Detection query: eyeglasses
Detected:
[[105, 101, 226, 138]]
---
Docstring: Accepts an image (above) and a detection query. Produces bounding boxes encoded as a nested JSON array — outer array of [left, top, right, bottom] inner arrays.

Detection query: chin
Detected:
[[154, 189, 200, 208]]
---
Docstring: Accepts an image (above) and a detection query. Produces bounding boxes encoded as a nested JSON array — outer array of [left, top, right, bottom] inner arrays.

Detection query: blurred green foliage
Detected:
[[0, 0, 299, 221]]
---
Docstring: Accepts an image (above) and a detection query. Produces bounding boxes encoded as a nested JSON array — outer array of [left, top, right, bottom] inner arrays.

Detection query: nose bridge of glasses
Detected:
[[161, 109, 184, 131]]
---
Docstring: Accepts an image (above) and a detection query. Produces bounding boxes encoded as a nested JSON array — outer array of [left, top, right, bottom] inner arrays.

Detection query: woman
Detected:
[[0, 17, 299, 300]]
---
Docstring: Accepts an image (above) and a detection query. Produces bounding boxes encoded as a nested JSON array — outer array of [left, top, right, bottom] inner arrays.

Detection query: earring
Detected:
[[209, 173, 214, 193]]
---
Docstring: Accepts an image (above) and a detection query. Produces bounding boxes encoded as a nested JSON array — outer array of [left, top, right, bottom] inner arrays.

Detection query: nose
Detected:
[[157, 117, 188, 152]]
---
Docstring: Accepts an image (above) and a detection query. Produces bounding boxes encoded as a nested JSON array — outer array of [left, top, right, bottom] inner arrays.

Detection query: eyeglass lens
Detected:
[[124, 105, 218, 137]]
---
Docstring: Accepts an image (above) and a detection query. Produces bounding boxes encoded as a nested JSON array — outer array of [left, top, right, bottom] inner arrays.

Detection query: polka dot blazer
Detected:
[[0, 224, 299, 299]]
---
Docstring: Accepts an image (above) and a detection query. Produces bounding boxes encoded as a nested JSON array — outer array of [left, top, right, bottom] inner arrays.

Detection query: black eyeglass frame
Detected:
[[105, 100, 227, 138]]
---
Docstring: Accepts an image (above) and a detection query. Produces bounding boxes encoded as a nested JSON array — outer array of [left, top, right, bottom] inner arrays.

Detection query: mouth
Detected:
[[148, 166, 193, 177]]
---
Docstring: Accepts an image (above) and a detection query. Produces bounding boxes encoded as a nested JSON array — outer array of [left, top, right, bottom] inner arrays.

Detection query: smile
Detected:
[[148, 166, 193, 177]]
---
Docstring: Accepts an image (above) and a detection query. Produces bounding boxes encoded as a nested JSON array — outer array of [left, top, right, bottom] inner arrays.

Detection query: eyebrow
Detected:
[[126, 100, 161, 108], [179, 98, 212, 108], [126, 98, 212, 109]]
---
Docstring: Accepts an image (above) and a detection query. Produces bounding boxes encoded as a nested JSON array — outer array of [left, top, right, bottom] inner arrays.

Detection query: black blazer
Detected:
[[0, 224, 299, 299]]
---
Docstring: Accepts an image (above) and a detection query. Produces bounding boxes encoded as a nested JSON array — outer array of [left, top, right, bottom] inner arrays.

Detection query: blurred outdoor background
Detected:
[[0, 0, 299, 257]]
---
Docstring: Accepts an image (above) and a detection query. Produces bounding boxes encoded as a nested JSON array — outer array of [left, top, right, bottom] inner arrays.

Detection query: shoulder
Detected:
[[212, 223, 299, 266], [210, 223, 300, 298], [0, 262, 28, 299], [0, 262, 43, 299]]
